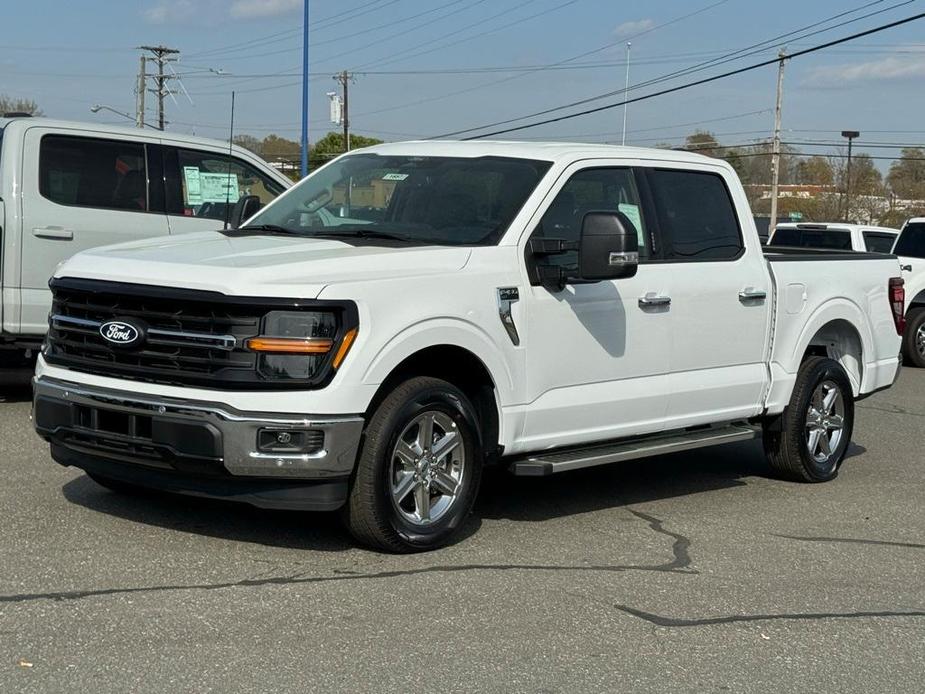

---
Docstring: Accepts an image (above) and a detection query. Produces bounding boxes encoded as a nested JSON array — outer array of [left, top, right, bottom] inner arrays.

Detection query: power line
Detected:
[[435, 0, 911, 139], [437, 10, 925, 141]]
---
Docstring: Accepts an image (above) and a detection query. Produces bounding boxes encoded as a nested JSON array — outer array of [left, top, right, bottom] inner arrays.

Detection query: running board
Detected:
[[509, 423, 761, 477]]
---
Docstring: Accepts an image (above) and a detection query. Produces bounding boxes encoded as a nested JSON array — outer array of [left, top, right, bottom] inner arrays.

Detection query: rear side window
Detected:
[[863, 231, 896, 253], [894, 223, 925, 258], [164, 148, 285, 221], [39, 135, 150, 212], [647, 169, 742, 261], [770, 227, 852, 250]]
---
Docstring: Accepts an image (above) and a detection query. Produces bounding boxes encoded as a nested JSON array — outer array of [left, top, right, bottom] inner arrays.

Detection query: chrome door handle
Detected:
[[738, 288, 767, 302], [32, 226, 74, 240], [638, 293, 671, 308]]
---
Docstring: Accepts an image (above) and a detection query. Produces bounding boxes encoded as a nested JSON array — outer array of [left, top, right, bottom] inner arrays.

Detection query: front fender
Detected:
[[361, 317, 519, 406]]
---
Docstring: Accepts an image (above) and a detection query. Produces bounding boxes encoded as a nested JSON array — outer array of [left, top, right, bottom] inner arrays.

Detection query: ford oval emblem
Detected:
[[99, 320, 141, 346]]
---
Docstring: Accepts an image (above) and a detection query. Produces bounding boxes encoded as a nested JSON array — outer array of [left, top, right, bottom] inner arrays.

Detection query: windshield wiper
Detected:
[[234, 224, 303, 235], [314, 229, 415, 243]]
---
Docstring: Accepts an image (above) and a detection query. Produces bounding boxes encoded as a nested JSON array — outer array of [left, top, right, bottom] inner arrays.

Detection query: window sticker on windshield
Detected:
[[199, 172, 240, 203], [618, 203, 645, 245], [183, 166, 203, 205], [382, 173, 409, 181]]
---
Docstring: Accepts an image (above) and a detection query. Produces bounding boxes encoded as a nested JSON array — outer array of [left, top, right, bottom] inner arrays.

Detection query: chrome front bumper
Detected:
[[32, 377, 364, 479]]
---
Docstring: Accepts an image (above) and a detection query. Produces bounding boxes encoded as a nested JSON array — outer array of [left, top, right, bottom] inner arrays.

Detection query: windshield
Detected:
[[244, 154, 552, 245], [894, 222, 925, 258], [769, 226, 852, 250]]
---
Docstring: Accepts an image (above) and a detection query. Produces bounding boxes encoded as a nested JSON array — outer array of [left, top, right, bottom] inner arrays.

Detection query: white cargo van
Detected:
[[0, 117, 291, 369]]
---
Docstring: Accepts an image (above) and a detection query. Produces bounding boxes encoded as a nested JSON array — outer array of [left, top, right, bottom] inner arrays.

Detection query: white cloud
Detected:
[[615, 19, 654, 38], [230, 0, 300, 19], [807, 50, 925, 85], [142, 0, 299, 24], [143, 0, 197, 24]]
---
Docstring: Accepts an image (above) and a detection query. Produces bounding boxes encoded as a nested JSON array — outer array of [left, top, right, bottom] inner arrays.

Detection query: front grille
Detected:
[[46, 280, 261, 387], [45, 278, 357, 389]]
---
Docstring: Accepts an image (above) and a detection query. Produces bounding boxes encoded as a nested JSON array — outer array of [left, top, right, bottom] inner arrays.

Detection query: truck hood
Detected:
[[55, 231, 473, 298]]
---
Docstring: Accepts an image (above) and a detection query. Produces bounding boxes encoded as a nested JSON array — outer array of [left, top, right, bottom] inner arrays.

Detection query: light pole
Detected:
[[621, 42, 631, 146], [300, 0, 310, 178], [841, 129, 860, 222]]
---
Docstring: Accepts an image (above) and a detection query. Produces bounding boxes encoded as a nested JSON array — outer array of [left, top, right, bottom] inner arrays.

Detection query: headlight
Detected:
[[246, 310, 356, 381]]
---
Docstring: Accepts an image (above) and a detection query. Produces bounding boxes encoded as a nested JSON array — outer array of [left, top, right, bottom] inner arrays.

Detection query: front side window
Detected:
[[246, 154, 552, 246], [648, 169, 743, 261], [167, 148, 285, 221], [894, 222, 925, 258], [531, 167, 650, 270], [39, 135, 148, 212], [863, 231, 897, 253]]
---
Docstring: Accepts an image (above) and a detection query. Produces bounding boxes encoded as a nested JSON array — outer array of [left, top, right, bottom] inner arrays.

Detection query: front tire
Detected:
[[763, 356, 854, 482], [344, 377, 483, 553], [902, 307, 925, 368]]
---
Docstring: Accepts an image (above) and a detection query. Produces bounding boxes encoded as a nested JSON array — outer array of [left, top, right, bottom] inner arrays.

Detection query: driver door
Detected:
[[519, 164, 674, 452]]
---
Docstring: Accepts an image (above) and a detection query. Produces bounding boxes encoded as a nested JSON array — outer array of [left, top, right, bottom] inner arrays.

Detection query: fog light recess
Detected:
[[257, 428, 325, 454]]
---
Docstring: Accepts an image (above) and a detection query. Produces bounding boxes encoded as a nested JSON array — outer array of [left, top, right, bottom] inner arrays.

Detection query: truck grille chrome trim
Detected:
[[51, 314, 237, 350]]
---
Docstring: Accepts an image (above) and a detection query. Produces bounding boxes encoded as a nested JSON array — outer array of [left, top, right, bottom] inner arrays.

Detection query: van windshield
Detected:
[[769, 226, 852, 250], [242, 154, 552, 246], [894, 223, 925, 258]]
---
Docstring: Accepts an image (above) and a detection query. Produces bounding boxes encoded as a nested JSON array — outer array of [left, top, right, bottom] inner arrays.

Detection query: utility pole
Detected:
[[300, 0, 310, 178], [138, 45, 179, 130], [334, 71, 354, 152], [135, 56, 146, 129], [768, 50, 787, 232], [842, 130, 860, 222], [621, 42, 631, 146]]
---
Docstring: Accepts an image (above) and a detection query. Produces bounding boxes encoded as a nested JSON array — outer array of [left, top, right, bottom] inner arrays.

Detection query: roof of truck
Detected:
[[775, 222, 900, 234], [355, 139, 723, 166], [0, 116, 255, 155]]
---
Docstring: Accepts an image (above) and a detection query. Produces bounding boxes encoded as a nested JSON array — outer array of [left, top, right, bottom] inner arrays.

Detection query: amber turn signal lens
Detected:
[[332, 328, 358, 369], [246, 337, 334, 354]]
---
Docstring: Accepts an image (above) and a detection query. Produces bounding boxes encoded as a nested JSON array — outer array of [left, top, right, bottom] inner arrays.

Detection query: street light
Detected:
[[90, 104, 157, 129], [841, 129, 860, 222]]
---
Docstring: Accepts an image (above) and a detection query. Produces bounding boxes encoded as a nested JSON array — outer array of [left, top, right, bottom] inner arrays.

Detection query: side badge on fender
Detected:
[[497, 287, 520, 346]]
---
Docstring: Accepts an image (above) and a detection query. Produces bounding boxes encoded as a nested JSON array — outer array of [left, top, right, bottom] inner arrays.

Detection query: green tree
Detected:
[[684, 130, 723, 155], [887, 147, 925, 200], [232, 134, 262, 155], [309, 132, 383, 169], [795, 156, 834, 185], [0, 94, 42, 116]]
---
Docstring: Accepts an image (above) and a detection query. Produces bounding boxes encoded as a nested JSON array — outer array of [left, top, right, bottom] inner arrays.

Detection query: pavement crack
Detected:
[[776, 534, 925, 550], [0, 507, 695, 605], [626, 508, 692, 571], [613, 604, 925, 627], [857, 402, 925, 419]]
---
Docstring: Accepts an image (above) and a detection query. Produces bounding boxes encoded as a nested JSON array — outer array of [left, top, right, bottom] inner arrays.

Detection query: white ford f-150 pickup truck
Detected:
[[32, 141, 905, 552]]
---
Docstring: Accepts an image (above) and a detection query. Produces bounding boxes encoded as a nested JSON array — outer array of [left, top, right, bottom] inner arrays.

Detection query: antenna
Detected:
[[223, 91, 236, 231]]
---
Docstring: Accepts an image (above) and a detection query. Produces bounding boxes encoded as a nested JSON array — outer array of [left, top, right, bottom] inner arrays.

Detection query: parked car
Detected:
[[893, 217, 925, 366], [0, 116, 291, 372], [32, 142, 904, 552], [768, 222, 899, 253]]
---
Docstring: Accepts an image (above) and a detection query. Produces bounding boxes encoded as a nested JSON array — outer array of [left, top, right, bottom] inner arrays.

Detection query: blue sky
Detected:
[[3, 0, 925, 164]]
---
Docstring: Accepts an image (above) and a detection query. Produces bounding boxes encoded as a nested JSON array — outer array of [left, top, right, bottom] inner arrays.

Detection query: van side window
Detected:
[[164, 148, 285, 221], [532, 167, 650, 270], [39, 135, 149, 212], [648, 169, 743, 261]]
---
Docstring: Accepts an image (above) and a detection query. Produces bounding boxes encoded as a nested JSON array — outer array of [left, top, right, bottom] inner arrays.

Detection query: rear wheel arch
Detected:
[[802, 318, 864, 394]]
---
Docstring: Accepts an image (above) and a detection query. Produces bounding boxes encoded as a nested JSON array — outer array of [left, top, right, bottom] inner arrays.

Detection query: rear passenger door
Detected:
[[19, 129, 169, 334], [162, 146, 287, 234], [642, 166, 771, 427]]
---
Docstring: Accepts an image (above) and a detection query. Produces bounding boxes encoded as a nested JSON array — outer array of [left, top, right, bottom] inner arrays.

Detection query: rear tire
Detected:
[[343, 377, 483, 553], [763, 356, 854, 483], [902, 307, 925, 368]]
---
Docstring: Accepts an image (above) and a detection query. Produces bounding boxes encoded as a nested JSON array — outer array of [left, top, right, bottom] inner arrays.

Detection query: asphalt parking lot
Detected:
[[1, 370, 923, 693]]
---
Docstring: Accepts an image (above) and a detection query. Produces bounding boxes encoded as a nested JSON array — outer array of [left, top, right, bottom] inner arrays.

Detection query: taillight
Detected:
[[889, 277, 905, 336]]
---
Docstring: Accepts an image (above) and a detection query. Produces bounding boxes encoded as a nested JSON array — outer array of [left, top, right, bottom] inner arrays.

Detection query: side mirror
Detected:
[[229, 195, 262, 230], [578, 211, 639, 280]]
